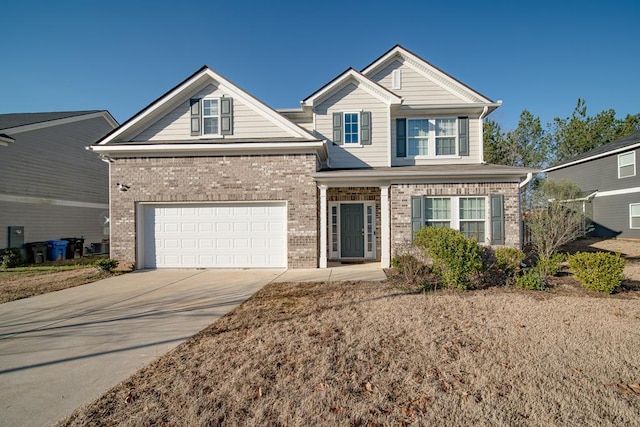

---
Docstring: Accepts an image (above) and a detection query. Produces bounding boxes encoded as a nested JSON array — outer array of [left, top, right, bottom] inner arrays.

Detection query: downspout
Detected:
[[518, 172, 534, 249], [478, 106, 489, 163]]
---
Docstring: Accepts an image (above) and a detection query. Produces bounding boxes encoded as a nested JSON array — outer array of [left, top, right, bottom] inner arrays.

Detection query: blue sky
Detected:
[[2, 0, 638, 131]]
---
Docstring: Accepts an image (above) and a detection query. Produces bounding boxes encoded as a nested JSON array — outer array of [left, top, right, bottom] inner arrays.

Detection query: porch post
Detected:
[[319, 184, 328, 268], [380, 185, 390, 268]]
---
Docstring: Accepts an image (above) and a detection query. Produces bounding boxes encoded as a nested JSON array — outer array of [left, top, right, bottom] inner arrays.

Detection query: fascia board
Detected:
[[1, 111, 117, 135], [303, 70, 402, 107], [544, 143, 640, 172]]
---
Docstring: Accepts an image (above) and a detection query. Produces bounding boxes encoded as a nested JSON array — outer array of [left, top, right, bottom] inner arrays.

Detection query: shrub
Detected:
[[516, 270, 546, 290], [95, 258, 118, 272], [495, 247, 526, 274], [391, 253, 429, 285], [536, 252, 566, 277], [567, 252, 626, 294], [414, 227, 482, 290], [0, 248, 26, 269]]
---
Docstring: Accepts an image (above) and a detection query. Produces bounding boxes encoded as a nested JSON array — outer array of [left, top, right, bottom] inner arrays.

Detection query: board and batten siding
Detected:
[[133, 84, 293, 141], [370, 59, 467, 105], [315, 82, 389, 168], [390, 115, 482, 166], [0, 116, 113, 248]]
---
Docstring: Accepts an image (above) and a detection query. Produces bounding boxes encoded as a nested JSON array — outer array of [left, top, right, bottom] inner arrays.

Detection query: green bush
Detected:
[[414, 227, 482, 290], [567, 252, 626, 294], [95, 258, 118, 272], [495, 247, 525, 274], [1, 248, 26, 269], [536, 252, 565, 277], [516, 270, 546, 290]]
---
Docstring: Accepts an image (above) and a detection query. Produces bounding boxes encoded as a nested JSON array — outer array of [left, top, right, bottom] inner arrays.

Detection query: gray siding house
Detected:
[[545, 131, 640, 238], [92, 45, 534, 269], [0, 111, 118, 250]]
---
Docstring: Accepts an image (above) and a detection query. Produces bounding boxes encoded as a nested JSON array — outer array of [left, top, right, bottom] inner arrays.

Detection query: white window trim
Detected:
[[423, 196, 489, 243], [405, 117, 461, 159], [343, 112, 361, 146], [202, 97, 221, 137], [618, 151, 636, 179], [328, 201, 376, 259], [631, 203, 640, 229]]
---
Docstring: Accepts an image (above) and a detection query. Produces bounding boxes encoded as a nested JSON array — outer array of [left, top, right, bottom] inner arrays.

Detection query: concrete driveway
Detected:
[[0, 269, 283, 427]]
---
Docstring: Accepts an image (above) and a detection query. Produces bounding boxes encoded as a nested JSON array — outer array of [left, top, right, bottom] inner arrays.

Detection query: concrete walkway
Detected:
[[0, 264, 385, 426]]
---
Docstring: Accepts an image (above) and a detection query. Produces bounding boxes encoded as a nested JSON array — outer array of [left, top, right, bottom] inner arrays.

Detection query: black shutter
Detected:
[[220, 97, 233, 135], [411, 196, 424, 238], [490, 194, 505, 245], [458, 116, 469, 156], [396, 118, 407, 158], [190, 98, 201, 136], [360, 111, 371, 145], [332, 112, 343, 145]]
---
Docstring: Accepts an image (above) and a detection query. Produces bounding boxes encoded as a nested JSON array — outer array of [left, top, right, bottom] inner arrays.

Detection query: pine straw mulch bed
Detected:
[[60, 274, 640, 426]]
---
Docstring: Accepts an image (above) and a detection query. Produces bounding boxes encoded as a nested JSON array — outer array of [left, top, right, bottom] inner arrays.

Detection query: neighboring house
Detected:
[[0, 111, 118, 250], [545, 130, 640, 238], [92, 45, 533, 269]]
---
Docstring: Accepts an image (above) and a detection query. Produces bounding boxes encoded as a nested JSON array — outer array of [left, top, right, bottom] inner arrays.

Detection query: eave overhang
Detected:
[[0, 134, 15, 146]]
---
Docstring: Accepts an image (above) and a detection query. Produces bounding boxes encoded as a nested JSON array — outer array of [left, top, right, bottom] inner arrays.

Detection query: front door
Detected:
[[340, 203, 364, 257]]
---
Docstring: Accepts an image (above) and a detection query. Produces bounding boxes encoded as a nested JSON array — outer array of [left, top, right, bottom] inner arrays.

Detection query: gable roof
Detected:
[[362, 44, 497, 107], [544, 130, 640, 172], [96, 66, 318, 146], [301, 67, 403, 107], [0, 111, 117, 134]]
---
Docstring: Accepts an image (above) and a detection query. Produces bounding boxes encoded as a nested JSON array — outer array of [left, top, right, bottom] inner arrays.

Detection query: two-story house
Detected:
[[92, 45, 533, 269], [545, 130, 640, 238]]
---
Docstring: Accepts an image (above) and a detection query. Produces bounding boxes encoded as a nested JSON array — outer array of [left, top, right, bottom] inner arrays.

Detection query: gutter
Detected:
[[519, 172, 533, 188]]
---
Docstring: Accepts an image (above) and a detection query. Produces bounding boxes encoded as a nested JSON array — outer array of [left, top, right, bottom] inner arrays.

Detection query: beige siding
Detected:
[[315, 82, 389, 168], [390, 114, 482, 166], [133, 84, 293, 141], [371, 60, 467, 105]]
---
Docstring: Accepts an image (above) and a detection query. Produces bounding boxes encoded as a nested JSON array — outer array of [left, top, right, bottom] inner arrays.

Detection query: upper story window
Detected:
[[332, 111, 371, 146], [397, 117, 468, 158], [618, 151, 636, 178], [190, 97, 234, 137], [202, 99, 219, 135], [344, 113, 359, 144]]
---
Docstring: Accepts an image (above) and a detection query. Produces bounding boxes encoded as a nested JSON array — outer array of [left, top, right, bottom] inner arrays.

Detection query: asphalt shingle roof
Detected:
[[0, 111, 101, 131]]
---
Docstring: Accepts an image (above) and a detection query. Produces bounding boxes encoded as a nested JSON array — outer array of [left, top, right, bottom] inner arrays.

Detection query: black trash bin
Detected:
[[25, 241, 48, 264], [61, 237, 85, 259]]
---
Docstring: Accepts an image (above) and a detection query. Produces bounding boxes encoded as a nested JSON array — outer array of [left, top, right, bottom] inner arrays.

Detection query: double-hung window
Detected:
[[202, 99, 219, 135], [459, 197, 486, 242], [344, 113, 359, 144], [414, 196, 489, 242], [398, 117, 468, 158], [631, 203, 640, 229], [618, 152, 636, 178], [425, 197, 451, 228]]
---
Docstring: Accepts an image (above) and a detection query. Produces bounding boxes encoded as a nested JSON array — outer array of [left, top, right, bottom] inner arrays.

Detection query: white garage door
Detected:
[[143, 203, 287, 268]]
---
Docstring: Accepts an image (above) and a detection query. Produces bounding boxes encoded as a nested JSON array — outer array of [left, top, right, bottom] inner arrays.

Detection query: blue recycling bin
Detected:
[[47, 240, 68, 261]]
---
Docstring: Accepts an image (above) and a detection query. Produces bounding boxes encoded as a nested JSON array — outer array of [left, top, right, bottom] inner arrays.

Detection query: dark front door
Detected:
[[340, 203, 364, 257]]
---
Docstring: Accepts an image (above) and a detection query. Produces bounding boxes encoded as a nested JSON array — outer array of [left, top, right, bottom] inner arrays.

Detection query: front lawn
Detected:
[[60, 280, 640, 426]]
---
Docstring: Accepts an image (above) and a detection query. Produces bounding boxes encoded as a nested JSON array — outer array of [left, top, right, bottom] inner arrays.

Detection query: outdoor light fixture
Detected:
[[116, 182, 130, 192]]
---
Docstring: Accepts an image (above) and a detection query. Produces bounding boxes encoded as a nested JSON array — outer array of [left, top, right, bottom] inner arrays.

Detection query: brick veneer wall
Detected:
[[110, 154, 319, 268], [390, 182, 521, 257], [327, 187, 381, 261]]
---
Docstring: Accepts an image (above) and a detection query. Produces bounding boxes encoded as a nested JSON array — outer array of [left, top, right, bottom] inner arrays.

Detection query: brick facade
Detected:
[[110, 154, 319, 268], [390, 182, 521, 257]]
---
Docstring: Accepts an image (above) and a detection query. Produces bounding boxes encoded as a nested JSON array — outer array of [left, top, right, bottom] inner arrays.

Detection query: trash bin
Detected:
[[46, 240, 68, 261], [61, 237, 85, 259], [25, 241, 48, 264]]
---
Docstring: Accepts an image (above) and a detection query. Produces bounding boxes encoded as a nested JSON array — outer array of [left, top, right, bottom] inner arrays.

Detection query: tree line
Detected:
[[484, 98, 640, 168]]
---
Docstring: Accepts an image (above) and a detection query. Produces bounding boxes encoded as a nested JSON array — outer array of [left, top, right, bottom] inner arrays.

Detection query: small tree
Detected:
[[526, 180, 584, 266]]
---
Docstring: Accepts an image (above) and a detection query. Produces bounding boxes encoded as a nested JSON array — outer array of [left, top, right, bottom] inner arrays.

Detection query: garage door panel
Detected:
[[144, 203, 287, 268]]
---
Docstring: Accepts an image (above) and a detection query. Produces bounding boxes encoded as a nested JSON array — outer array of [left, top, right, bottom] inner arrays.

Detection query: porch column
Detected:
[[380, 185, 390, 268], [319, 185, 328, 268]]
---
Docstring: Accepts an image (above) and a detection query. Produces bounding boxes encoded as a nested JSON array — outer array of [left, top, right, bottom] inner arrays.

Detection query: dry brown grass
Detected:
[[61, 278, 640, 426], [0, 267, 114, 303]]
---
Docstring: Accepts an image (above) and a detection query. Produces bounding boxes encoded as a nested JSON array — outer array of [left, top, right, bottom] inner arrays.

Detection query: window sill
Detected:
[[412, 155, 462, 159], [340, 143, 364, 148]]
